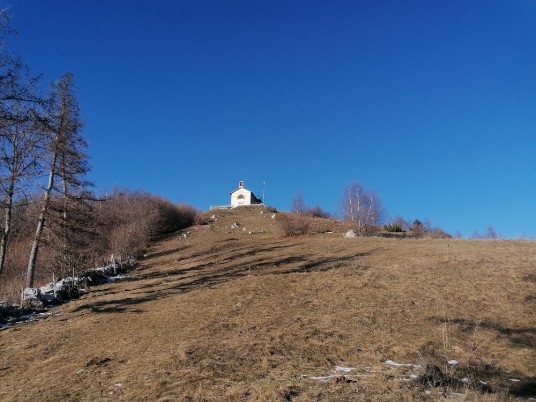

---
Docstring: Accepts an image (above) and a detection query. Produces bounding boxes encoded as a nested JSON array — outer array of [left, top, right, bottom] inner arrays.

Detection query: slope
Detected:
[[0, 207, 535, 401]]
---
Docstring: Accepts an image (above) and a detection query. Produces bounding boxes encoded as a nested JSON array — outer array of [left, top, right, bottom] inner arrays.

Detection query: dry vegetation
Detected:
[[0, 191, 198, 304], [0, 206, 535, 401]]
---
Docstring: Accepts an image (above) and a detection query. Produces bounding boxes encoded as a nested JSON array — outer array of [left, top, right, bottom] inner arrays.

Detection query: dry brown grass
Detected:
[[1, 206, 535, 401]]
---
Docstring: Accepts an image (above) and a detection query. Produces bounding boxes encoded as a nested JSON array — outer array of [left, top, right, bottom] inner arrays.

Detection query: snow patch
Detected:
[[334, 366, 356, 373], [305, 374, 341, 382], [384, 359, 418, 367]]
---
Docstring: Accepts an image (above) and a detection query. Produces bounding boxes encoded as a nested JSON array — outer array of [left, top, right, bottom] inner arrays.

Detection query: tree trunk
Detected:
[[0, 174, 16, 276], [26, 152, 57, 288]]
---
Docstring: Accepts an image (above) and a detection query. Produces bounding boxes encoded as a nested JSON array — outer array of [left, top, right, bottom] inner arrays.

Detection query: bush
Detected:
[[303, 206, 331, 219], [278, 214, 311, 237], [97, 190, 199, 261], [147, 198, 199, 237], [0, 189, 200, 301], [384, 224, 404, 232]]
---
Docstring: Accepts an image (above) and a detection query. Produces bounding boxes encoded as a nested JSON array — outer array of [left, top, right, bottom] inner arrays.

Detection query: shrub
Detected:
[[412, 219, 425, 238], [278, 214, 311, 237], [0, 188, 200, 301], [304, 206, 331, 219], [147, 198, 199, 237], [97, 190, 199, 262], [384, 224, 404, 232]]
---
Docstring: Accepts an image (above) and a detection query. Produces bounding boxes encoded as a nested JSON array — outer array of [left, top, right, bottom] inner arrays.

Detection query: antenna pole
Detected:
[[262, 181, 266, 204]]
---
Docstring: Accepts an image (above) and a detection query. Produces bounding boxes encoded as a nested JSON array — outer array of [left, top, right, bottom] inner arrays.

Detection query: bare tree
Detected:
[[0, 12, 41, 111], [340, 182, 383, 235], [411, 219, 425, 238], [0, 105, 43, 276], [486, 225, 498, 239], [26, 73, 90, 287], [290, 192, 307, 214], [471, 225, 499, 240], [391, 216, 407, 230], [0, 13, 43, 277]]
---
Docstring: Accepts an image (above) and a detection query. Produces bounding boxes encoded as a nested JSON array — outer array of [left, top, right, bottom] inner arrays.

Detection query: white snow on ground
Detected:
[[302, 366, 373, 382], [395, 374, 420, 382], [106, 275, 124, 282], [106, 274, 135, 282], [20, 311, 62, 321], [0, 311, 62, 329], [302, 360, 421, 383], [384, 359, 419, 367], [304, 375, 343, 382], [334, 366, 356, 373]]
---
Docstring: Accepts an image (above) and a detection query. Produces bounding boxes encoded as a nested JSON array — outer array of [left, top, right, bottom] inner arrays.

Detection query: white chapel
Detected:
[[230, 180, 263, 207]]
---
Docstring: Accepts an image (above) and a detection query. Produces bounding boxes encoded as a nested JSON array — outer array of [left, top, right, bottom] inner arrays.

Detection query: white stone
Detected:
[[344, 230, 357, 238], [23, 287, 41, 300]]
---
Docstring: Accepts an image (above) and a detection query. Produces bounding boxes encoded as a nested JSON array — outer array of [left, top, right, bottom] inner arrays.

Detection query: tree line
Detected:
[[0, 13, 198, 302], [0, 12, 90, 289], [289, 182, 452, 238]]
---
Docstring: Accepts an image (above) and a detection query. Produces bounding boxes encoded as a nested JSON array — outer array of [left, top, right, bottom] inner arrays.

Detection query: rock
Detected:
[[83, 262, 122, 285], [23, 287, 41, 300], [230, 222, 240, 229], [39, 276, 87, 303], [200, 215, 217, 225], [271, 214, 276, 219], [344, 230, 357, 238], [22, 288, 44, 308]]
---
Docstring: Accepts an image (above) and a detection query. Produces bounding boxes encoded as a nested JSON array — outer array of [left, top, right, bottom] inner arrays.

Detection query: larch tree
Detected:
[[26, 73, 90, 288]]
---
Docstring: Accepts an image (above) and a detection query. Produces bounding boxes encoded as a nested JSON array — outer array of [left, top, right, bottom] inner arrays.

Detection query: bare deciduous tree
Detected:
[[0, 13, 43, 277], [290, 192, 307, 214], [411, 219, 425, 238], [0, 106, 43, 276], [340, 182, 383, 235], [486, 225, 498, 240]]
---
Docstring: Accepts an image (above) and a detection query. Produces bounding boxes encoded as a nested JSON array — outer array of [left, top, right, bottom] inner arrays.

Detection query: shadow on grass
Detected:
[[145, 245, 191, 260], [428, 316, 536, 398], [73, 244, 374, 316], [434, 317, 536, 348]]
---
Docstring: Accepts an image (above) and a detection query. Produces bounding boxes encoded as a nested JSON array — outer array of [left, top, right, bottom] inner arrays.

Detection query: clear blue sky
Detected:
[[4, 0, 535, 238]]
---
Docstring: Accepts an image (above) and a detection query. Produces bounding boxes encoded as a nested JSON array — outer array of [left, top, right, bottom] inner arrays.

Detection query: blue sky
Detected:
[[4, 0, 535, 238]]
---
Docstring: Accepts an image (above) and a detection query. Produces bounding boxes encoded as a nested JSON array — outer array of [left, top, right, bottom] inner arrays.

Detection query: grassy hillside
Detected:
[[1, 207, 535, 401]]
